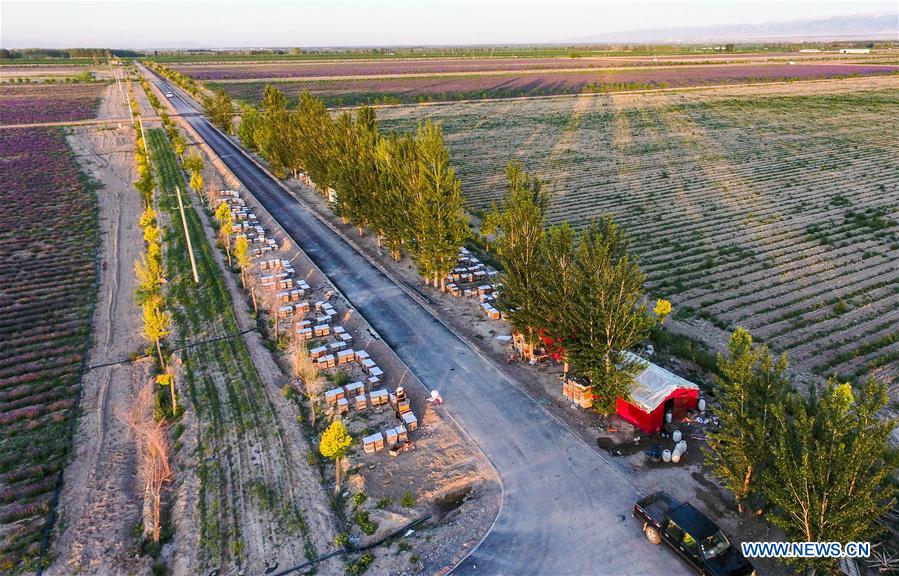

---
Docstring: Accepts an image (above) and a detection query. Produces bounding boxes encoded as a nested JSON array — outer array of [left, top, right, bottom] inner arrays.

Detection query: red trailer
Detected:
[[616, 357, 700, 434]]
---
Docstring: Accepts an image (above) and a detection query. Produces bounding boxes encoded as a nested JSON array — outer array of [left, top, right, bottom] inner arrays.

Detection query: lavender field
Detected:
[[211, 63, 899, 106], [172, 52, 887, 81], [0, 83, 105, 125], [0, 126, 99, 572]]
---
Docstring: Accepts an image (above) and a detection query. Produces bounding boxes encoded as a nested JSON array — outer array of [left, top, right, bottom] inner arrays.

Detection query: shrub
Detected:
[[401, 491, 416, 508]]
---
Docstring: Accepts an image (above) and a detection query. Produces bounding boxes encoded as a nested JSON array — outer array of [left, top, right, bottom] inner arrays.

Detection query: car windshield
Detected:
[[701, 531, 731, 560]]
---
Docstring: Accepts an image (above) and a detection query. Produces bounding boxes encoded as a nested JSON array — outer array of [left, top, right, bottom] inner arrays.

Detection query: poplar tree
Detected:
[[294, 91, 335, 188], [534, 223, 578, 373], [373, 133, 416, 260], [334, 107, 380, 235], [482, 160, 547, 359], [234, 235, 250, 288], [565, 219, 654, 414], [142, 296, 171, 367], [408, 121, 468, 288], [256, 85, 291, 177], [764, 379, 897, 574], [320, 420, 352, 492], [214, 202, 233, 266], [237, 104, 262, 151], [705, 328, 789, 513]]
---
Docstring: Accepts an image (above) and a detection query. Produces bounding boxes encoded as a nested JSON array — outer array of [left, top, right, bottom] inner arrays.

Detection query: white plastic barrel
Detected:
[[672, 430, 682, 443], [671, 452, 681, 464], [698, 398, 706, 413], [665, 412, 672, 424], [662, 449, 671, 463]]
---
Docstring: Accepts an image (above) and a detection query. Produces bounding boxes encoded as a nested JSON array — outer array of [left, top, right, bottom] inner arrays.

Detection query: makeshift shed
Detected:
[[615, 356, 699, 434]]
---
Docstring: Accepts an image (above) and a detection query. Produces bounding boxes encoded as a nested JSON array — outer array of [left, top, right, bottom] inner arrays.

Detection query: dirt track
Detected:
[[48, 123, 150, 575]]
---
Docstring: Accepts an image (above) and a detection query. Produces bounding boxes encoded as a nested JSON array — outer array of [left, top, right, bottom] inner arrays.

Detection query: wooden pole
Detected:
[[176, 186, 200, 284]]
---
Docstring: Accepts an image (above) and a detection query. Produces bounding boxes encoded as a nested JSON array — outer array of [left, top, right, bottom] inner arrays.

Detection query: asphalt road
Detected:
[[143, 67, 686, 575]]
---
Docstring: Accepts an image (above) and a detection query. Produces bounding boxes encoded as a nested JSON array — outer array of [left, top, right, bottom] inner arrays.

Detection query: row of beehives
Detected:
[[220, 190, 277, 256], [228, 185, 422, 456], [443, 247, 505, 321]]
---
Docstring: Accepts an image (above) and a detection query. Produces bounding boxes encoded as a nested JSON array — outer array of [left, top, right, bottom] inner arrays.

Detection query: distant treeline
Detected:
[[3, 41, 894, 63], [0, 48, 142, 60]]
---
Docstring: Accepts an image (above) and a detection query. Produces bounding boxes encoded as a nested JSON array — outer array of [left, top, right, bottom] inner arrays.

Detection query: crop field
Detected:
[[207, 62, 899, 106], [0, 126, 99, 571], [378, 79, 899, 389], [0, 83, 107, 124], [169, 54, 869, 80]]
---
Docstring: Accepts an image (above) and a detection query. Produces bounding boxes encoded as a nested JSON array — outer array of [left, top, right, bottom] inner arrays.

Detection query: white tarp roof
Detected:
[[622, 352, 699, 413]]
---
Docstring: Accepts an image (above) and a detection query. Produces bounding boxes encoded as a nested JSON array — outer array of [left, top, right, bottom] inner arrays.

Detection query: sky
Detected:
[[2, 0, 895, 48]]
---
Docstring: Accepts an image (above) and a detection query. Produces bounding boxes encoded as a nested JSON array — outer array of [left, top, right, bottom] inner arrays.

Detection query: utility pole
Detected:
[[176, 186, 201, 284]]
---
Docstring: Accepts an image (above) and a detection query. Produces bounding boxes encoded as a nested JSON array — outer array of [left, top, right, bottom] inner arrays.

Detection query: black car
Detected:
[[634, 491, 755, 576]]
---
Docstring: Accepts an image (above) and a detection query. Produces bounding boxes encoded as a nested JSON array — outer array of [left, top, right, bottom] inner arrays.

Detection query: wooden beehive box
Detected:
[[370, 389, 389, 406], [363, 432, 384, 454], [337, 349, 355, 365], [344, 381, 364, 397], [316, 354, 336, 369], [325, 387, 345, 406], [354, 394, 367, 410], [401, 411, 418, 431], [563, 379, 593, 409], [385, 427, 398, 446]]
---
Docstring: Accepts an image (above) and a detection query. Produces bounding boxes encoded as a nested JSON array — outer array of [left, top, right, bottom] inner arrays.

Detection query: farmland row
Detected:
[[169, 53, 892, 81], [207, 64, 899, 106], [378, 83, 899, 385], [0, 126, 99, 573]]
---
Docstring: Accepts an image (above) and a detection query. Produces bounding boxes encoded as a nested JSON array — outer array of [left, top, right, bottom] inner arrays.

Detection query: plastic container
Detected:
[[665, 411, 672, 424], [662, 449, 671, 463], [672, 430, 682, 443], [698, 398, 707, 413], [671, 452, 681, 464]]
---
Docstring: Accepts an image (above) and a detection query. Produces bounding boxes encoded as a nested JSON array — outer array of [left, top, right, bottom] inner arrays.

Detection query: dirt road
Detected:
[[47, 124, 150, 575]]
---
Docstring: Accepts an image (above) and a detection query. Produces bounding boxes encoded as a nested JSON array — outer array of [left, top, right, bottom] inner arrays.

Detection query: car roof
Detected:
[[669, 503, 718, 539]]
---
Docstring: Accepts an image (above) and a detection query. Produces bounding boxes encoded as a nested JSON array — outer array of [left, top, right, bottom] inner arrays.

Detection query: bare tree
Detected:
[[124, 382, 173, 543], [294, 338, 323, 428]]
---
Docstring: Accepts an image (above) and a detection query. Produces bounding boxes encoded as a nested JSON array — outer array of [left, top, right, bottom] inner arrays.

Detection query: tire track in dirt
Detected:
[[47, 123, 148, 575]]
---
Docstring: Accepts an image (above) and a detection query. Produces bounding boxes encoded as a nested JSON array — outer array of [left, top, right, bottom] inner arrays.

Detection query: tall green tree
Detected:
[[705, 328, 790, 513], [764, 379, 897, 574], [482, 160, 547, 359], [534, 223, 578, 373], [565, 219, 654, 414], [256, 85, 291, 177], [408, 121, 468, 288], [373, 133, 416, 260], [333, 107, 380, 235], [294, 91, 336, 188], [237, 104, 262, 151], [205, 89, 234, 133]]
